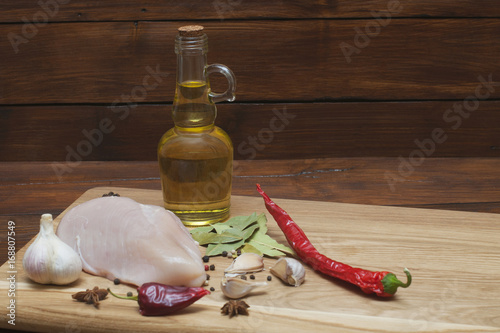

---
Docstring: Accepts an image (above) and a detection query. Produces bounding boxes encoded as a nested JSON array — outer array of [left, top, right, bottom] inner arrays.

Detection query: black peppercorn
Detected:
[[210, 287, 215, 292], [267, 275, 272, 281], [206, 274, 210, 281], [240, 275, 247, 280], [209, 264, 215, 271], [126, 291, 133, 297], [222, 251, 228, 257], [113, 278, 120, 285], [103, 191, 120, 197], [202, 255, 210, 263], [249, 275, 255, 280]]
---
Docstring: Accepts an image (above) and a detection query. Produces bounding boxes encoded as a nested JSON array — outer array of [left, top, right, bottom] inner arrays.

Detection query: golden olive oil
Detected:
[[158, 81, 233, 226]]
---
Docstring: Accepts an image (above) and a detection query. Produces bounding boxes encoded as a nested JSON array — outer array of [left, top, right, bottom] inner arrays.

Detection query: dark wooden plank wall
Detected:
[[1, 1, 499, 161]]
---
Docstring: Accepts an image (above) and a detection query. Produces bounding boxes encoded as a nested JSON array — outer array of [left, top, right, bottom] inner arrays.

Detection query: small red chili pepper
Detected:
[[256, 184, 411, 297], [108, 283, 210, 316]]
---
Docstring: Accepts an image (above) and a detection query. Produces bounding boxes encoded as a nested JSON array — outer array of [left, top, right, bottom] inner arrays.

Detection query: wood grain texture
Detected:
[[1, 0, 500, 22], [1, 159, 498, 214], [1, 20, 500, 104], [1, 158, 499, 266], [0, 158, 500, 215], [1, 187, 500, 332], [1, 102, 499, 161]]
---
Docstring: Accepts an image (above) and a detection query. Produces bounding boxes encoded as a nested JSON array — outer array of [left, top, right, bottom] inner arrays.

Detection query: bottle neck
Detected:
[[173, 33, 216, 128]]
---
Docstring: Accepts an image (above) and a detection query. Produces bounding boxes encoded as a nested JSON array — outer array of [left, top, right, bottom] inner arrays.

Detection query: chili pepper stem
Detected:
[[107, 288, 138, 301], [381, 268, 412, 295]]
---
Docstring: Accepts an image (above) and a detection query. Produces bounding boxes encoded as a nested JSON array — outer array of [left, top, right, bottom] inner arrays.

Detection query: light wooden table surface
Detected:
[[1, 158, 499, 332]]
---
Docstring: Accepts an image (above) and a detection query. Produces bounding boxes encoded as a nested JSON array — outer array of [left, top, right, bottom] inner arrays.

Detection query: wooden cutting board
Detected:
[[1, 187, 500, 333]]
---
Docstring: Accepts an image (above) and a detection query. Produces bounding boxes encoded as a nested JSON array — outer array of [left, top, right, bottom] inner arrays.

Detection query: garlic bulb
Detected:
[[224, 253, 264, 275], [23, 214, 82, 285], [220, 277, 267, 299], [270, 257, 305, 287]]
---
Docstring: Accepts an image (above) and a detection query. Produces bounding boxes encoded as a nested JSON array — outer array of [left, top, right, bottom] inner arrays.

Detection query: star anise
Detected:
[[221, 300, 250, 318], [72, 286, 108, 308]]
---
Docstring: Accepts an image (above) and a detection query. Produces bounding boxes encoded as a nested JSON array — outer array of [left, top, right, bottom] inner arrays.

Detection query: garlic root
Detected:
[[23, 214, 82, 285]]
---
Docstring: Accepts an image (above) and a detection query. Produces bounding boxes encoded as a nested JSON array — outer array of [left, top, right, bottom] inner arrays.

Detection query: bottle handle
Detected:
[[206, 63, 236, 103]]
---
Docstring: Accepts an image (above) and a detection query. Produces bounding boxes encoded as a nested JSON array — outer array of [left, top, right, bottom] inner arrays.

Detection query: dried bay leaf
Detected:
[[190, 231, 216, 245], [191, 212, 293, 258], [245, 240, 287, 257], [213, 223, 231, 234], [255, 213, 268, 234], [225, 212, 258, 230], [241, 224, 259, 241], [191, 231, 241, 245], [190, 225, 214, 234], [246, 213, 293, 256], [247, 232, 294, 257], [206, 240, 245, 256], [240, 243, 263, 256]]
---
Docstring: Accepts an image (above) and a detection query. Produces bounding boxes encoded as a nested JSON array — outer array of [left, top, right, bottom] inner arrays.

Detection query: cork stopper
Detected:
[[178, 25, 204, 37]]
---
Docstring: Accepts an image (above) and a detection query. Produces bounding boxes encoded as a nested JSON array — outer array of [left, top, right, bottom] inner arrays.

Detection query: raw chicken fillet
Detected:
[[56, 196, 206, 287]]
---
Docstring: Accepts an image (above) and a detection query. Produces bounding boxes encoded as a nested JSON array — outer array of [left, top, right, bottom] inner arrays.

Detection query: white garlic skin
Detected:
[[23, 214, 82, 285], [220, 277, 267, 299], [224, 252, 264, 275], [270, 257, 305, 287]]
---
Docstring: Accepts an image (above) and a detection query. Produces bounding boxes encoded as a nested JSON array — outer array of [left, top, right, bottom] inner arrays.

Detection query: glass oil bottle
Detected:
[[158, 25, 236, 226]]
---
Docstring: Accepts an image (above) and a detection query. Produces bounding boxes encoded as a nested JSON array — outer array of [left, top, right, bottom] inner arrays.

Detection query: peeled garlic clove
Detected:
[[23, 214, 82, 285], [270, 257, 305, 287], [220, 277, 267, 299], [224, 252, 264, 275]]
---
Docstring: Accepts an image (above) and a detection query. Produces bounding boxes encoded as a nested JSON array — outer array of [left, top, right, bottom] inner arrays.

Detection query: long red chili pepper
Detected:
[[256, 184, 411, 297], [108, 283, 210, 315]]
